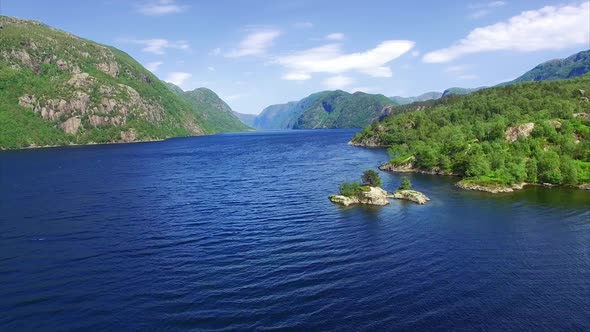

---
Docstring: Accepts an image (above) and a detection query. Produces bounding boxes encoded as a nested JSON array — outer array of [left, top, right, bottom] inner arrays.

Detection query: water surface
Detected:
[[1, 129, 589, 330]]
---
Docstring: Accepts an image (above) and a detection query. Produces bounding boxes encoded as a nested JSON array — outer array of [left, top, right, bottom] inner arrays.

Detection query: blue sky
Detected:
[[4, 0, 590, 114]]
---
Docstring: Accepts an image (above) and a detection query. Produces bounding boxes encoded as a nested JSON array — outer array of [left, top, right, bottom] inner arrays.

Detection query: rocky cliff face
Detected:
[[0, 16, 226, 148]]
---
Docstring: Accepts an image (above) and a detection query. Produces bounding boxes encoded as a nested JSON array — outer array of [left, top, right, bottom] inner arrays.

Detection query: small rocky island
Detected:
[[329, 170, 430, 206]]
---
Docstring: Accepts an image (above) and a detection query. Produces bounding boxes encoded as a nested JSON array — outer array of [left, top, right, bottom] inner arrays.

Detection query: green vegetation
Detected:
[[0, 16, 246, 149], [255, 90, 393, 129], [507, 50, 590, 84], [352, 73, 590, 187], [339, 181, 363, 197], [398, 177, 412, 190], [166, 84, 250, 133], [339, 170, 381, 197], [361, 169, 382, 187]]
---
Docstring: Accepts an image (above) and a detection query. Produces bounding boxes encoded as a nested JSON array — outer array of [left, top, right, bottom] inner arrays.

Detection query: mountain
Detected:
[[255, 91, 393, 129], [254, 102, 299, 129], [506, 50, 590, 84], [351, 73, 590, 188], [441, 87, 485, 98], [165, 84, 250, 133], [0, 16, 243, 149], [232, 111, 257, 127], [389, 92, 443, 105]]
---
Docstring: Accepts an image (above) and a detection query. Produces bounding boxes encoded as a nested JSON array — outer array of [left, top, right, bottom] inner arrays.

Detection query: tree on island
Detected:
[[398, 177, 412, 190], [361, 169, 382, 187]]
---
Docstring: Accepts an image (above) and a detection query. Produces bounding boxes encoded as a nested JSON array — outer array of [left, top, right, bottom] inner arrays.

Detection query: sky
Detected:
[[3, 0, 590, 114]]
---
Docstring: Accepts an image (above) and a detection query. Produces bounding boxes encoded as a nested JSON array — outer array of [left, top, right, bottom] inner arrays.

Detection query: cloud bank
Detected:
[[424, 2, 590, 63], [276, 40, 414, 80]]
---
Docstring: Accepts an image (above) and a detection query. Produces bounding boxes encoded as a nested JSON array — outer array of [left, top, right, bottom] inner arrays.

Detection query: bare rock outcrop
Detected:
[[388, 190, 430, 204], [97, 62, 119, 77], [505, 123, 535, 142], [60, 116, 81, 134], [329, 187, 390, 206]]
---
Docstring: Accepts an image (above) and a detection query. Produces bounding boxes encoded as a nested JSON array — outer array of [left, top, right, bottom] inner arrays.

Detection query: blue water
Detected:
[[1, 129, 589, 330]]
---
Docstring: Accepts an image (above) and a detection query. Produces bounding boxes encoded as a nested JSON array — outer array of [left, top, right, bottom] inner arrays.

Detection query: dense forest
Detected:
[[352, 74, 590, 188]]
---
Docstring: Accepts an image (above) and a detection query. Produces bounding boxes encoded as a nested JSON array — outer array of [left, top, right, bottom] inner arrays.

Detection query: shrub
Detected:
[[339, 181, 363, 197], [398, 177, 412, 190], [361, 169, 382, 187]]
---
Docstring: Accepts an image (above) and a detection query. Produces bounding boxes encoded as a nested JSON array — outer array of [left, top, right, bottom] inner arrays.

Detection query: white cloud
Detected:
[[424, 2, 590, 63], [165, 72, 192, 87], [323, 75, 354, 89], [208, 66, 215, 71], [145, 61, 163, 72], [137, 0, 187, 16], [276, 40, 414, 80], [226, 29, 282, 57], [326, 33, 345, 41], [467, 1, 507, 19], [128, 38, 189, 55], [282, 72, 312, 80], [294, 22, 313, 29]]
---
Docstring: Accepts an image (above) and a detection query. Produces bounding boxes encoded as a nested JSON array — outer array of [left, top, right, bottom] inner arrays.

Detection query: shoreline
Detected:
[[0, 138, 166, 152], [378, 161, 589, 193]]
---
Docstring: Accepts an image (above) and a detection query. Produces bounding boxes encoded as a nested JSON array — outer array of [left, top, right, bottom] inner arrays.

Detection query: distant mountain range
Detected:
[[251, 49, 590, 130], [386, 49, 590, 105], [389, 92, 443, 105], [254, 91, 393, 129], [232, 111, 257, 127]]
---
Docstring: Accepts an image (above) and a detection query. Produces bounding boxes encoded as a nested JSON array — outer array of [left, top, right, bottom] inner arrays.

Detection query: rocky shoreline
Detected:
[[378, 162, 455, 176], [388, 190, 431, 204], [378, 162, 589, 193], [455, 180, 527, 193], [329, 186, 430, 206]]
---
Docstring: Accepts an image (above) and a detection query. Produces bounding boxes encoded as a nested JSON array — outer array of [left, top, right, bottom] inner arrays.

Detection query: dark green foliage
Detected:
[[361, 169, 382, 187], [399, 177, 412, 190], [352, 73, 590, 187], [339, 181, 363, 197]]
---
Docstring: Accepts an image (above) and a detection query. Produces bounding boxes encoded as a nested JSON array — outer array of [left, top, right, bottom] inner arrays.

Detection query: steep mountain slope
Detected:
[[0, 16, 209, 148], [351, 74, 590, 188], [232, 111, 256, 127], [507, 49, 590, 84], [389, 92, 442, 105], [0, 16, 246, 149], [166, 84, 250, 133], [255, 91, 393, 129], [254, 102, 299, 129]]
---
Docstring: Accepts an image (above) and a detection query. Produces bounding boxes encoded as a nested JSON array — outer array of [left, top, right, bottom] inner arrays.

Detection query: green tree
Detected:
[[538, 151, 563, 184], [339, 181, 362, 197], [560, 157, 579, 185], [526, 158, 538, 183], [361, 169, 382, 187], [398, 177, 412, 190]]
